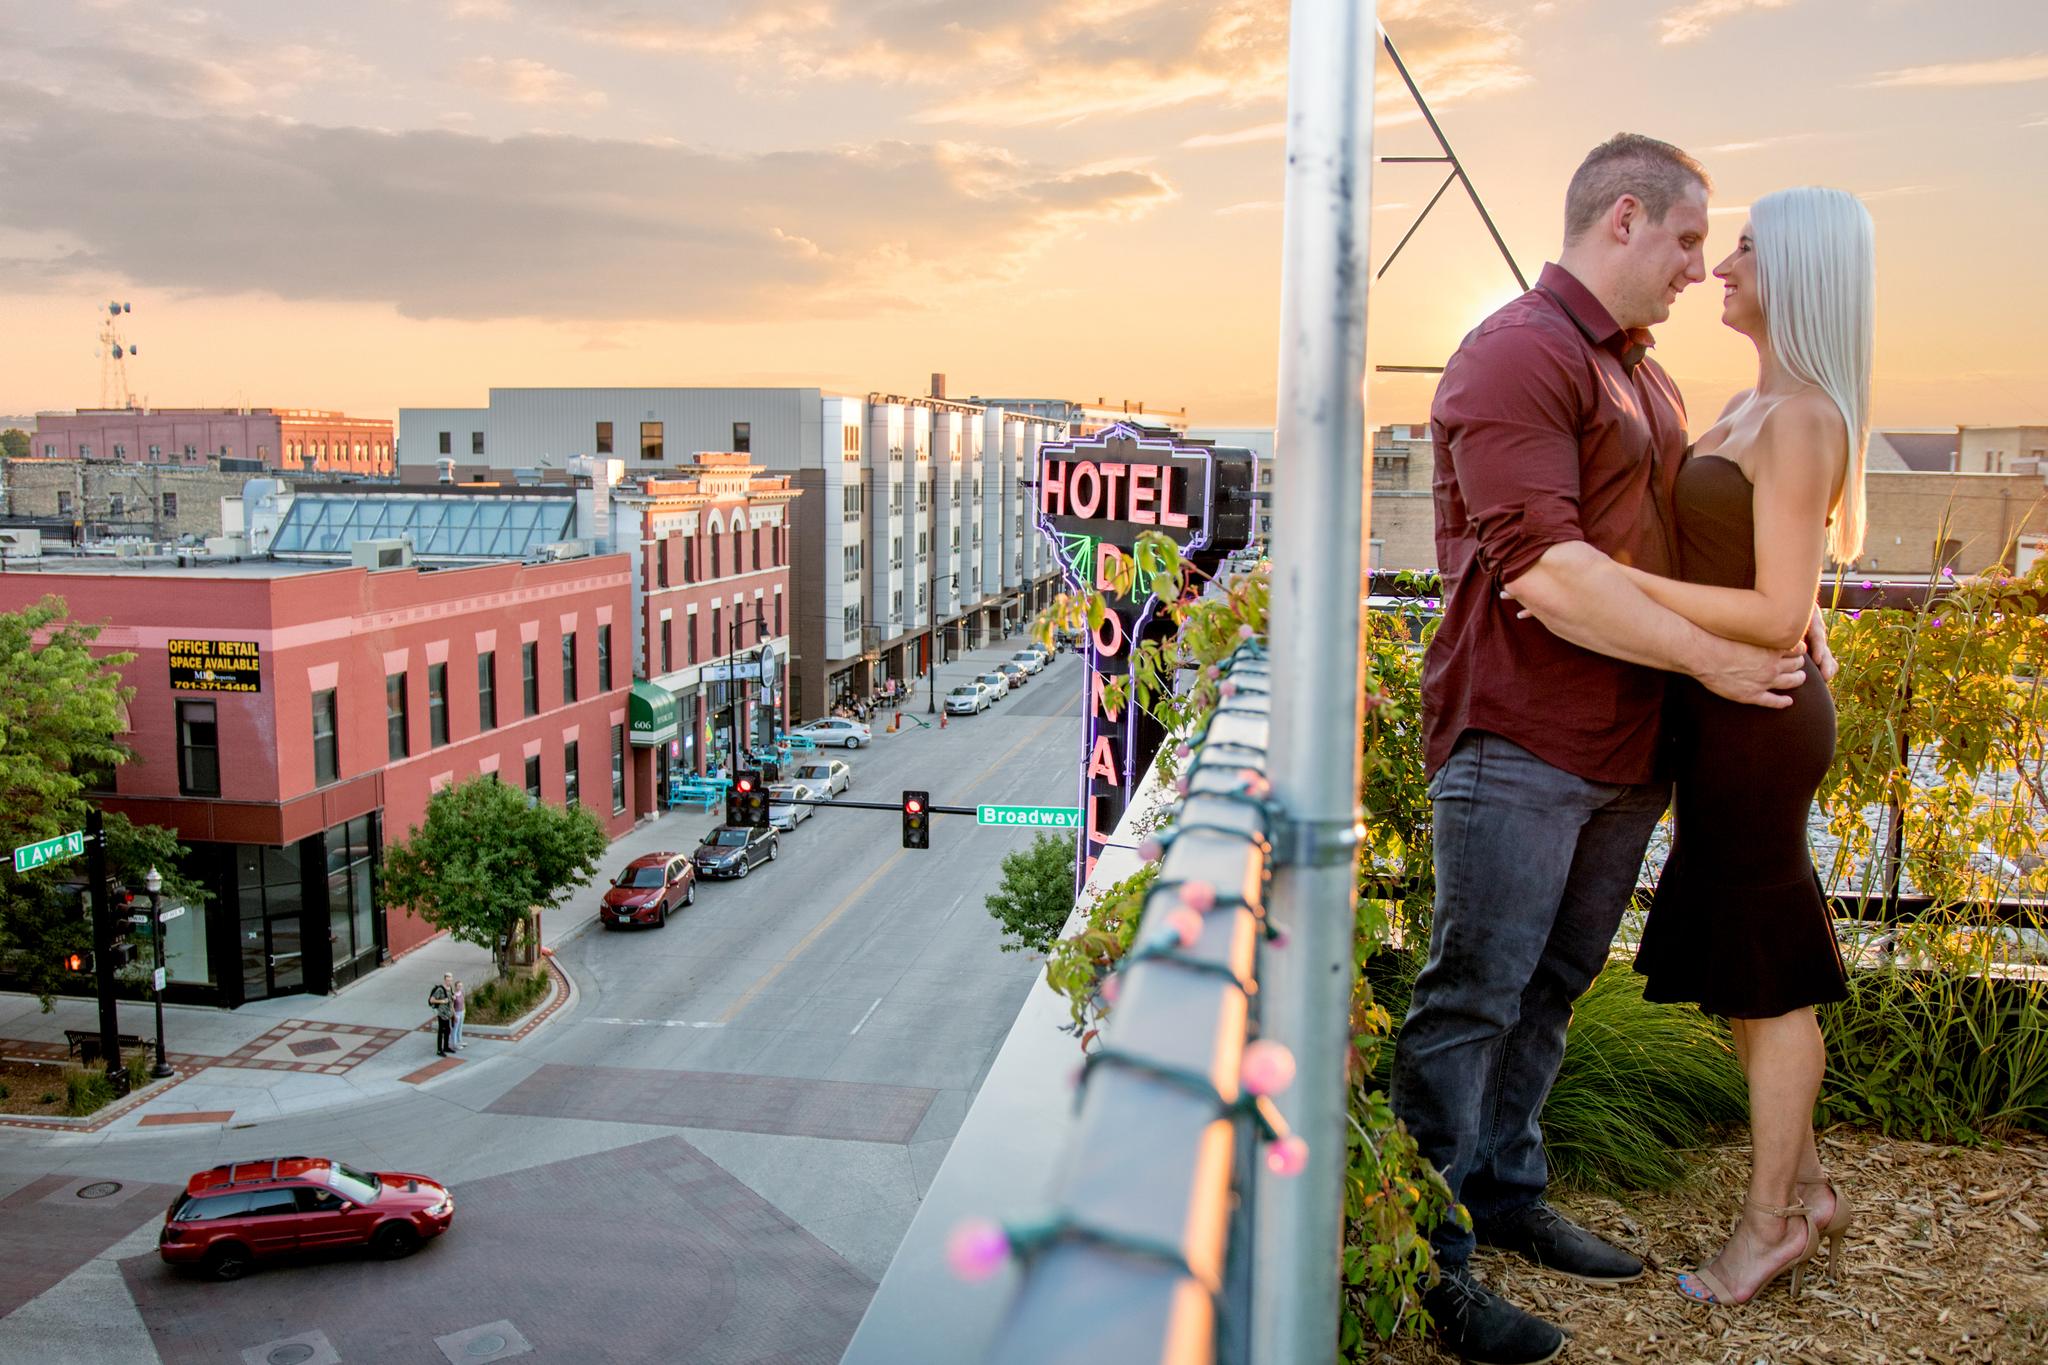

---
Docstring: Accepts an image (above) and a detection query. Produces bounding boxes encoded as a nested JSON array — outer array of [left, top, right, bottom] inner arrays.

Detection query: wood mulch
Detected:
[[1373, 1130, 2048, 1364], [0, 1057, 84, 1117]]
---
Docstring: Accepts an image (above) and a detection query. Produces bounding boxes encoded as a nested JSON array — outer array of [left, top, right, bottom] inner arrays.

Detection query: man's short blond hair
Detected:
[[1564, 133, 1711, 241]]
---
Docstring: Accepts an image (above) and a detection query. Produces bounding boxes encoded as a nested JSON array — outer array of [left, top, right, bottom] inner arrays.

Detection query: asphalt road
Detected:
[[0, 645, 1086, 1365]]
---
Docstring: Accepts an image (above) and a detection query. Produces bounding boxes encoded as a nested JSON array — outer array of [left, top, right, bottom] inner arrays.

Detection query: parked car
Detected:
[[767, 782, 816, 831], [693, 824, 779, 878], [600, 852, 694, 929], [1009, 650, 1047, 676], [976, 671, 1010, 700], [995, 661, 1029, 687], [792, 758, 852, 796], [159, 1156, 454, 1281], [788, 718, 871, 749], [1021, 641, 1054, 663], [1054, 627, 1087, 652], [945, 684, 991, 715]]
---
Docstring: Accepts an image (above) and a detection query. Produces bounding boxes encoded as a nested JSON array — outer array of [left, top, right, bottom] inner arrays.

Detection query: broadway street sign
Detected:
[[14, 830, 85, 874], [976, 805, 1081, 829]]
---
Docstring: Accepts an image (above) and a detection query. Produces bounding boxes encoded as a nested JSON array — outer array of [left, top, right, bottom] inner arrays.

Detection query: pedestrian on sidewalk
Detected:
[[451, 977, 467, 1051], [429, 974, 455, 1056]]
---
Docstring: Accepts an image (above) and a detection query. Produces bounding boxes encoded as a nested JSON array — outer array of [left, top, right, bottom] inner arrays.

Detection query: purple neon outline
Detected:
[[1033, 421, 1233, 881]]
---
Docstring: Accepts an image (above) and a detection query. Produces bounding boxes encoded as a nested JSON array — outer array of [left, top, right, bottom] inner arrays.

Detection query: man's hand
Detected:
[[1693, 635, 1807, 708], [1806, 604, 1838, 683]]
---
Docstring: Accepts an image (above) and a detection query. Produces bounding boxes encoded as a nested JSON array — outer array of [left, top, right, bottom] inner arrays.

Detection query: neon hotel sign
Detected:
[[1035, 422, 1254, 888]]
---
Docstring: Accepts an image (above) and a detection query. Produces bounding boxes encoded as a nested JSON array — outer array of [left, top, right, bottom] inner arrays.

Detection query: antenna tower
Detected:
[[97, 300, 141, 409]]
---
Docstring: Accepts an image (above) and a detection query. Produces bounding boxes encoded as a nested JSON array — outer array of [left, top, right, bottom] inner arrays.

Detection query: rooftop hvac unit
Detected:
[[352, 537, 415, 570]]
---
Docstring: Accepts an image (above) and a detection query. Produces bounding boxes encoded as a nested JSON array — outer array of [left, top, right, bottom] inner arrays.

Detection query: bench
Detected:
[[668, 775, 730, 810], [64, 1029, 147, 1066]]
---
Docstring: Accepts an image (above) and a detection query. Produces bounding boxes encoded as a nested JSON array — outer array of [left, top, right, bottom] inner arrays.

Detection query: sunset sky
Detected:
[[2, 0, 2041, 432]]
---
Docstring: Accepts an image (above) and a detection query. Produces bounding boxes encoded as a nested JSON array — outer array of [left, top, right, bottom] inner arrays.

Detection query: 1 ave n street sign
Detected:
[[14, 830, 85, 874], [976, 805, 1081, 829]]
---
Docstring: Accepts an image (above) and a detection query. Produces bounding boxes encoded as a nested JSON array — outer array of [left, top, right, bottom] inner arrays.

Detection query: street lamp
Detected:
[[726, 603, 769, 778], [142, 866, 171, 1079], [927, 572, 960, 714]]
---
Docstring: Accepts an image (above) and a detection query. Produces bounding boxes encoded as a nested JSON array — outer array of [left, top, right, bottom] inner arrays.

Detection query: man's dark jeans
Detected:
[[435, 1016, 452, 1055], [1389, 732, 1668, 1269]]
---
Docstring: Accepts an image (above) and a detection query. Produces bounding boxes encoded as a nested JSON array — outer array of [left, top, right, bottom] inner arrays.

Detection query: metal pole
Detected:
[[728, 615, 742, 777], [1253, 0, 1376, 1359], [85, 806, 128, 1096], [149, 883, 171, 1079]]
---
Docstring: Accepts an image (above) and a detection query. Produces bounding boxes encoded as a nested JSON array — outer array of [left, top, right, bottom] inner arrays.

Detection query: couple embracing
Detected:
[[1392, 132, 1874, 1364]]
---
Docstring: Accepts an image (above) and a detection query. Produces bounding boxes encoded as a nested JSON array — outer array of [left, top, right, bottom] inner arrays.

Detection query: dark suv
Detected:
[[601, 852, 695, 929], [159, 1156, 454, 1280]]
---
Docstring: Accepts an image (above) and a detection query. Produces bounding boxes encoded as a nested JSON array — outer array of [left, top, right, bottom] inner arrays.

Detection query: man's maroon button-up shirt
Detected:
[[1423, 262, 1689, 785]]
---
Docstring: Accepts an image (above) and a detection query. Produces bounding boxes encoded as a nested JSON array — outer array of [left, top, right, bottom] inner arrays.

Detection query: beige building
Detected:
[[1958, 426, 2048, 475], [1858, 469, 2047, 576], [3, 457, 250, 541], [1369, 423, 1437, 571]]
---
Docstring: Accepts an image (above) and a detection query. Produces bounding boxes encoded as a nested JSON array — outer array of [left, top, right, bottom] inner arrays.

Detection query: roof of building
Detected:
[[1872, 430, 1957, 473], [270, 491, 575, 560]]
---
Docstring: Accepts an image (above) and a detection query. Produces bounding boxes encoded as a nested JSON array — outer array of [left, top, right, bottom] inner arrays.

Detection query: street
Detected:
[[0, 641, 1084, 1365]]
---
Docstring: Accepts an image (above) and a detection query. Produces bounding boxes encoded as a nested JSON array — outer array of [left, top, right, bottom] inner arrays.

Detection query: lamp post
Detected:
[[143, 866, 171, 1079], [926, 571, 959, 714], [726, 603, 768, 777]]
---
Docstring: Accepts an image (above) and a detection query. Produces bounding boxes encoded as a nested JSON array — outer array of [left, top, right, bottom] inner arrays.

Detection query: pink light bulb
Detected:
[[1220, 680, 1238, 698], [1179, 880, 1217, 912], [1238, 623, 1255, 640], [1165, 907, 1203, 947], [1265, 1135, 1310, 1177], [1100, 973, 1122, 1005], [1174, 775, 1191, 795], [1241, 1040, 1297, 1096], [1174, 743, 1193, 761], [1138, 838, 1164, 862], [1240, 771, 1270, 798], [947, 1219, 1011, 1281]]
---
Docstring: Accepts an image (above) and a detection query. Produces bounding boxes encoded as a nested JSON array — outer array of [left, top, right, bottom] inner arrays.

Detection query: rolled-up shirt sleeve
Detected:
[[1435, 323, 1586, 585]]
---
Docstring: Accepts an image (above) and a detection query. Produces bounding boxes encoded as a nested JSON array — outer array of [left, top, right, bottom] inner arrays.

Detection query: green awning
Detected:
[[629, 679, 680, 747]]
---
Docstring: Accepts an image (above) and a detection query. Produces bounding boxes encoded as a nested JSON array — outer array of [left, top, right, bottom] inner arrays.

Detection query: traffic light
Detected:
[[901, 790, 929, 850], [107, 937, 136, 971], [61, 950, 90, 974], [727, 771, 769, 828]]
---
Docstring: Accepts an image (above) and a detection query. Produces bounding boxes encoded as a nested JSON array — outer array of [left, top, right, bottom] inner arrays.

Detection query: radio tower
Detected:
[[97, 300, 140, 409]]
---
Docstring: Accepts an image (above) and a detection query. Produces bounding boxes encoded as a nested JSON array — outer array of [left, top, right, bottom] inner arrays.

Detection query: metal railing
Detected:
[[984, 653, 1276, 1365]]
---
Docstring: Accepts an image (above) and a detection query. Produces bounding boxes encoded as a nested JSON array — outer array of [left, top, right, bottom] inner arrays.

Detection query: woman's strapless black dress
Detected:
[[1634, 452, 1849, 1019]]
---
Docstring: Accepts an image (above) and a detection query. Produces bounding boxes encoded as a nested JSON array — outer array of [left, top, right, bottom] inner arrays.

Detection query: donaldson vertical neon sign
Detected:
[[1036, 422, 1254, 889]]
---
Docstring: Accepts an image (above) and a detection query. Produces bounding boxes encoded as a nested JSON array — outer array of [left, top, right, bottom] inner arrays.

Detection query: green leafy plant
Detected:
[[126, 1047, 156, 1092], [984, 832, 1078, 955], [381, 775, 609, 978], [63, 1066, 114, 1116], [466, 968, 552, 1026]]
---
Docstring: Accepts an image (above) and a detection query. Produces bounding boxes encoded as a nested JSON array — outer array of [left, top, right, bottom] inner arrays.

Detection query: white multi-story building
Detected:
[[397, 387, 1066, 720]]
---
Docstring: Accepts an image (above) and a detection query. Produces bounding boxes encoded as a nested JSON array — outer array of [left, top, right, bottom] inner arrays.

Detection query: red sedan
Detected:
[[159, 1157, 454, 1280], [600, 851, 696, 929]]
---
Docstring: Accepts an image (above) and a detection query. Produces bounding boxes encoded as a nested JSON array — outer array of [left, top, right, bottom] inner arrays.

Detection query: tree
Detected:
[[0, 428, 27, 460], [380, 775, 609, 978], [0, 596, 206, 1006], [984, 831, 1078, 954]]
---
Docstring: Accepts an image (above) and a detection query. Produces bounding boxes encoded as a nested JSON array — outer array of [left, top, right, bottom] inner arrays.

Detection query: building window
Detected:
[[312, 689, 340, 787], [712, 608, 723, 656], [843, 604, 859, 637], [611, 726, 627, 814], [177, 701, 220, 797], [774, 594, 783, 634], [682, 535, 697, 584], [108, 494, 125, 518], [598, 624, 613, 691], [687, 615, 699, 664], [596, 421, 613, 455], [892, 590, 903, 619], [561, 632, 578, 704], [161, 492, 178, 518], [892, 536, 903, 568], [661, 618, 673, 673], [478, 651, 497, 731], [57, 490, 74, 516], [732, 421, 751, 453], [522, 641, 540, 717], [640, 421, 663, 462], [78, 443, 91, 458], [429, 663, 449, 747], [751, 527, 761, 570], [563, 741, 580, 807], [471, 431, 485, 456], [183, 444, 197, 459], [711, 535, 721, 578], [656, 540, 669, 588], [525, 753, 542, 801], [438, 431, 452, 456], [386, 673, 410, 761]]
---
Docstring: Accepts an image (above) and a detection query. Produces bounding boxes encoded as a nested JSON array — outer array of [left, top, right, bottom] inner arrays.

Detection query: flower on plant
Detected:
[[945, 1219, 1010, 1281]]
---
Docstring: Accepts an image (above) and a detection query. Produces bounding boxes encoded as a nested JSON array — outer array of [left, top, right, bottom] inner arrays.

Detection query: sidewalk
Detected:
[[0, 802, 724, 1138]]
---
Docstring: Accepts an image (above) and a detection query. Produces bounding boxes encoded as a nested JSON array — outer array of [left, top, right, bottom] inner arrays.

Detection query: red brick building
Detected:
[[31, 407, 394, 476], [0, 555, 635, 1007], [611, 454, 800, 809]]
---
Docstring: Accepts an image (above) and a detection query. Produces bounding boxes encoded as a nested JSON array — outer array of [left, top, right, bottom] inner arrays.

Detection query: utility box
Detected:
[[351, 537, 414, 570]]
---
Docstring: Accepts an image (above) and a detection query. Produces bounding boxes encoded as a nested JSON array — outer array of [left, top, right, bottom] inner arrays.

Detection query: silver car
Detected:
[[946, 684, 990, 715], [767, 782, 816, 831], [976, 671, 1010, 700], [792, 759, 852, 796]]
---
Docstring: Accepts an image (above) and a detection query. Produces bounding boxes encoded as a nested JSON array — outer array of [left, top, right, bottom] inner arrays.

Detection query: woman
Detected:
[[1625, 186, 1874, 1305], [450, 976, 467, 1051]]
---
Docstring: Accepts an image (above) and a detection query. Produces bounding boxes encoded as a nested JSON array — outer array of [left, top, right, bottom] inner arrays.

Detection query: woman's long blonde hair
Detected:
[[1750, 186, 1876, 563]]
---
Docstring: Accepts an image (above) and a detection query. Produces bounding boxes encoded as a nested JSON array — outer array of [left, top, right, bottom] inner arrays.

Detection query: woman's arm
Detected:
[[1613, 395, 1844, 650]]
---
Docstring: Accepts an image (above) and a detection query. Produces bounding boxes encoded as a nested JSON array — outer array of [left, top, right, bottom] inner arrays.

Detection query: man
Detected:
[[1390, 133, 1827, 1365], [429, 973, 455, 1057]]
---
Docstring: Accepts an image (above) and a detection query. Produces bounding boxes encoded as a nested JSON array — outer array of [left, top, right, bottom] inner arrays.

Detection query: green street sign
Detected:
[[976, 805, 1081, 829], [14, 830, 85, 874]]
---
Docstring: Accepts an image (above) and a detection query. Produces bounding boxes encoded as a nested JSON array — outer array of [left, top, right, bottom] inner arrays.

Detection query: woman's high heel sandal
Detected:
[[1801, 1174, 1853, 1279], [1675, 1199, 1818, 1306]]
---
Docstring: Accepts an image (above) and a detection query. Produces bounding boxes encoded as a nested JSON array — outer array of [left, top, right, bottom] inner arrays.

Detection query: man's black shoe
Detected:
[[1476, 1200, 1644, 1283], [1421, 1266, 1564, 1365]]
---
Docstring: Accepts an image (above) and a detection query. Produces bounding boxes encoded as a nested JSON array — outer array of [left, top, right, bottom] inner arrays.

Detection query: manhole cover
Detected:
[[76, 1182, 122, 1199], [267, 1346, 316, 1365], [466, 1335, 508, 1357]]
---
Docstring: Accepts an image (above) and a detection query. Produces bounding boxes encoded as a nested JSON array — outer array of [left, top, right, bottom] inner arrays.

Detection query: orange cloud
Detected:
[[1860, 53, 2048, 89]]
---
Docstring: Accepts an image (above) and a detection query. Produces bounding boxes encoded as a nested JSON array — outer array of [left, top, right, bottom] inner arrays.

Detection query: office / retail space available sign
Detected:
[[168, 638, 262, 693], [1036, 421, 1254, 889]]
